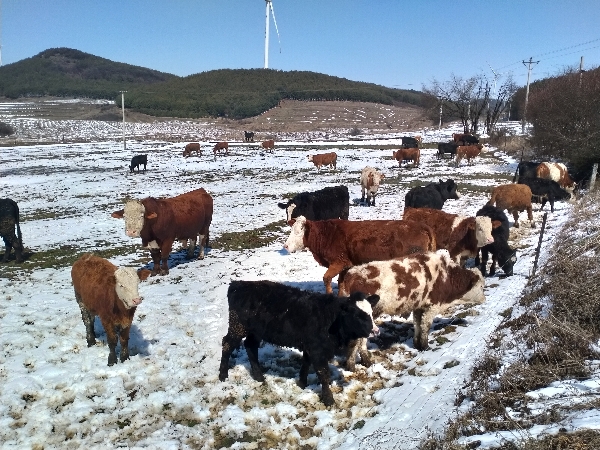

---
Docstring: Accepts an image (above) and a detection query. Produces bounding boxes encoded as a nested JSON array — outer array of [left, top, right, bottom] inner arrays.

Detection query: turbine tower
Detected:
[[264, 0, 281, 69]]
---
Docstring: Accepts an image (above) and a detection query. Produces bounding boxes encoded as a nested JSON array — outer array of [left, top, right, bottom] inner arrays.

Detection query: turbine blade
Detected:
[[269, 2, 282, 52]]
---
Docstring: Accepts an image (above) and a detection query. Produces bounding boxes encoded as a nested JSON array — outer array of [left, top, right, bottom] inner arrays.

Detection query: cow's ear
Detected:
[[492, 220, 502, 229], [111, 209, 125, 219], [367, 294, 380, 306], [146, 212, 158, 220], [277, 202, 287, 209], [137, 269, 152, 281]]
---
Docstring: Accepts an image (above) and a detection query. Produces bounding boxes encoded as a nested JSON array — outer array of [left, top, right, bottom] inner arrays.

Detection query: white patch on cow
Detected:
[[355, 298, 379, 336], [458, 269, 485, 305], [123, 200, 146, 238], [474, 216, 494, 247], [286, 203, 296, 223], [450, 216, 467, 232], [284, 216, 307, 252], [547, 163, 562, 183], [146, 240, 159, 249], [114, 267, 143, 309]]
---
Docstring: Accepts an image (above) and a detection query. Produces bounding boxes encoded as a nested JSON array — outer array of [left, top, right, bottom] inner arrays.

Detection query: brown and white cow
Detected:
[[71, 254, 152, 366], [213, 141, 229, 156], [341, 250, 485, 369], [360, 166, 385, 206], [455, 144, 484, 167], [183, 142, 202, 157], [111, 188, 213, 275], [403, 207, 496, 265], [535, 162, 576, 192], [308, 152, 337, 171], [284, 216, 436, 294], [487, 183, 535, 228], [261, 139, 275, 152], [392, 147, 420, 167]]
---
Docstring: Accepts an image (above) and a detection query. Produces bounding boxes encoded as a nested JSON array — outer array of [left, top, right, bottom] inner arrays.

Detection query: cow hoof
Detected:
[[297, 379, 307, 389], [321, 393, 335, 407], [108, 357, 117, 366], [87, 339, 96, 347]]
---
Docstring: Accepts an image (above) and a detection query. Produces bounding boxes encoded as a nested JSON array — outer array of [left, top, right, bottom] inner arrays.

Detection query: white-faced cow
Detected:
[[475, 205, 517, 277], [360, 166, 385, 206]]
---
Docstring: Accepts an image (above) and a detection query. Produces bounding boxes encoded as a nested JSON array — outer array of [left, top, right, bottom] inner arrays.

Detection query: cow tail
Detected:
[[512, 165, 519, 183], [14, 201, 23, 248]]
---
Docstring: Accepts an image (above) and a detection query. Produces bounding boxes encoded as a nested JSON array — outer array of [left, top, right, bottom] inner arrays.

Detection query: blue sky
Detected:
[[2, 0, 600, 92]]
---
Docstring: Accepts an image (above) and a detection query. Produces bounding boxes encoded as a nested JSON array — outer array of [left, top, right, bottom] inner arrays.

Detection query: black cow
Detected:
[[512, 161, 541, 183], [278, 185, 349, 225], [244, 131, 255, 142], [459, 135, 479, 145], [129, 154, 147, 173], [401, 136, 419, 149], [404, 179, 460, 210], [437, 142, 459, 159], [219, 280, 380, 406], [518, 178, 571, 212], [0, 198, 24, 263], [475, 205, 517, 277]]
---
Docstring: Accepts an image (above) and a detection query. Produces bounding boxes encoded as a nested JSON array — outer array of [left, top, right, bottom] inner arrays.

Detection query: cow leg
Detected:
[[413, 307, 436, 351], [186, 237, 196, 259], [197, 234, 205, 260], [76, 293, 96, 347], [479, 248, 489, 276], [100, 318, 119, 366], [149, 248, 162, 276], [527, 206, 535, 228], [336, 268, 350, 297], [13, 240, 23, 264], [2, 237, 12, 263], [219, 321, 245, 381], [489, 253, 498, 276], [298, 351, 311, 388], [370, 194, 375, 206], [313, 357, 335, 406], [119, 325, 132, 363], [511, 211, 520, 228], [243, 334, 264, 382], [361, 187, 366, 204], [160, 240, 174, 275], [356, 337, 372, 368], [323, 265, 344, 294]]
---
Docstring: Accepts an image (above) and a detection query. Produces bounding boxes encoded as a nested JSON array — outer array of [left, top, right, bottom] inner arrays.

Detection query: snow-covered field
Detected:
[[0, 115, 578, 449]]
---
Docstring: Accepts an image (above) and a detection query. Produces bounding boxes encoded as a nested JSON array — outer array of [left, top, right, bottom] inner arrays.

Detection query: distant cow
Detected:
[[308, 152, 337, 171], [453, 133, 478, 145], [111, 188, 214, 275], [437, 142, 459, 159], [360, 166, 385, 206], [487, 184, 535, 228], [404, 179, 460, 210], [0, 198, 24, 263], [284, 216, 436, 294], [213, 142, 229, 156], [219, 280, 380, 406], [512, 161, 541, 183], [183, 143, 202, 158], [456, 144, 484, 167], [129, 154, 147, 173], [475, 205, 517, 277], [343, 250, 485, 368], [261, 139, 275, 152], [518, 178, 571, 212], [244, 131, 255, 142], [278, 185, 349, 225], [536, 162, 576, 192], [403, 207, 495, 265], [71, 254, 151, 366], [392, 147, 420, 168], [400, 136, 420, 149]]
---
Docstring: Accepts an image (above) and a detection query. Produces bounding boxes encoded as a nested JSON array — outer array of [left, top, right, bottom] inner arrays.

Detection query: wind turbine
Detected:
[[264, 0, 281, 69]]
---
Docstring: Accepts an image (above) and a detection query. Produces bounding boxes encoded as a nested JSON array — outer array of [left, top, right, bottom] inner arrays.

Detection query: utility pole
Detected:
[[579, 56, 584, 87], [438, 103, 442, 130], [119, 91, 127, 150], [521, 57, 539, 134]]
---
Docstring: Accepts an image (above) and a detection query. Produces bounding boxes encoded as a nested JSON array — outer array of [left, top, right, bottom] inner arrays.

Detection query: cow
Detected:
[[111, 188, 214, 275], [213, 142, 229, 156], [244, 131, 255, 142], [219, 280, 380, 406], [342, 250, 485, 369], [261, 139, 275, 152], [278, 186, 349, 225], [414, 135, 422, 144], [452, 133, 478, 145], [437, 142, 459, 159], [403, 207, 495, 265], [536, 162, 576, 192], [400, 136, 419, 149], [284, 216, 437, 295], [392, 147, 420, 168], [512, 161, 541, 183], [308, 152, 337, 171], [360, 166, 385, 206], [475, 205, 517, 277], [183, 143, 202, 158], [487, 184, 535, 228], [0, 198, 24, 263], [71, 254, 152, 366], [455, 144, 484, 167], [517, 178, 571, 212], [129, 154, 147, 173], [404, 179, 460, 210]]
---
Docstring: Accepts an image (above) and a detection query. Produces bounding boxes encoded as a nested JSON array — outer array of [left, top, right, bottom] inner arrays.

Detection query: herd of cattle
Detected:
[[0, 137, 578, 407]]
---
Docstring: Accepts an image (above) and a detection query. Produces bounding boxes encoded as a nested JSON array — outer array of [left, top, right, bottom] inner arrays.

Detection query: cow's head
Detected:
[[112, 200, 156, 238], [333, 292, 380, 342], [114, 266, 152, 309], [307, 155, 314, 162], [440, 179, 460, 200], [474, 216, 495, 247], [284, 215, 308, 252]]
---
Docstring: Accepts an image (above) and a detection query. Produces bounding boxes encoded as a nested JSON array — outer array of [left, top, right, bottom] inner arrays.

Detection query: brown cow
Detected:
[[453, 133, 471, 143], [535, 162, 576, 192], [392, 147, 420, 167], [183, 142, 202, 157], [261, 139, 275, 152], [342, 250, 485, 369], [213, 142, 229, 156], [403, 207, 496, 265], [455, 144, 484, 167], [284, 216, 436, 294], [308, 152, 337, 171], [487, 184, 535, 228], [111, 188, 213, 275], [71, 254, 152, 366]]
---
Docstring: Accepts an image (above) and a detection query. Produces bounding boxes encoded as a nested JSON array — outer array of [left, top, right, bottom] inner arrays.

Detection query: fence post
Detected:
[[531, 212, 548, 277], [589, 163, 598, 190]]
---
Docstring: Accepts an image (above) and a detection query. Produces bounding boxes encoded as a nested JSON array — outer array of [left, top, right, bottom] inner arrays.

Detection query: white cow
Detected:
[[360, 166, 385, 206]]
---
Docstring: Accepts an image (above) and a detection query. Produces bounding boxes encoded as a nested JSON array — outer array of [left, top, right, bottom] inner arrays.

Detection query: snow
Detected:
[[0, 114, 589, 449]]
